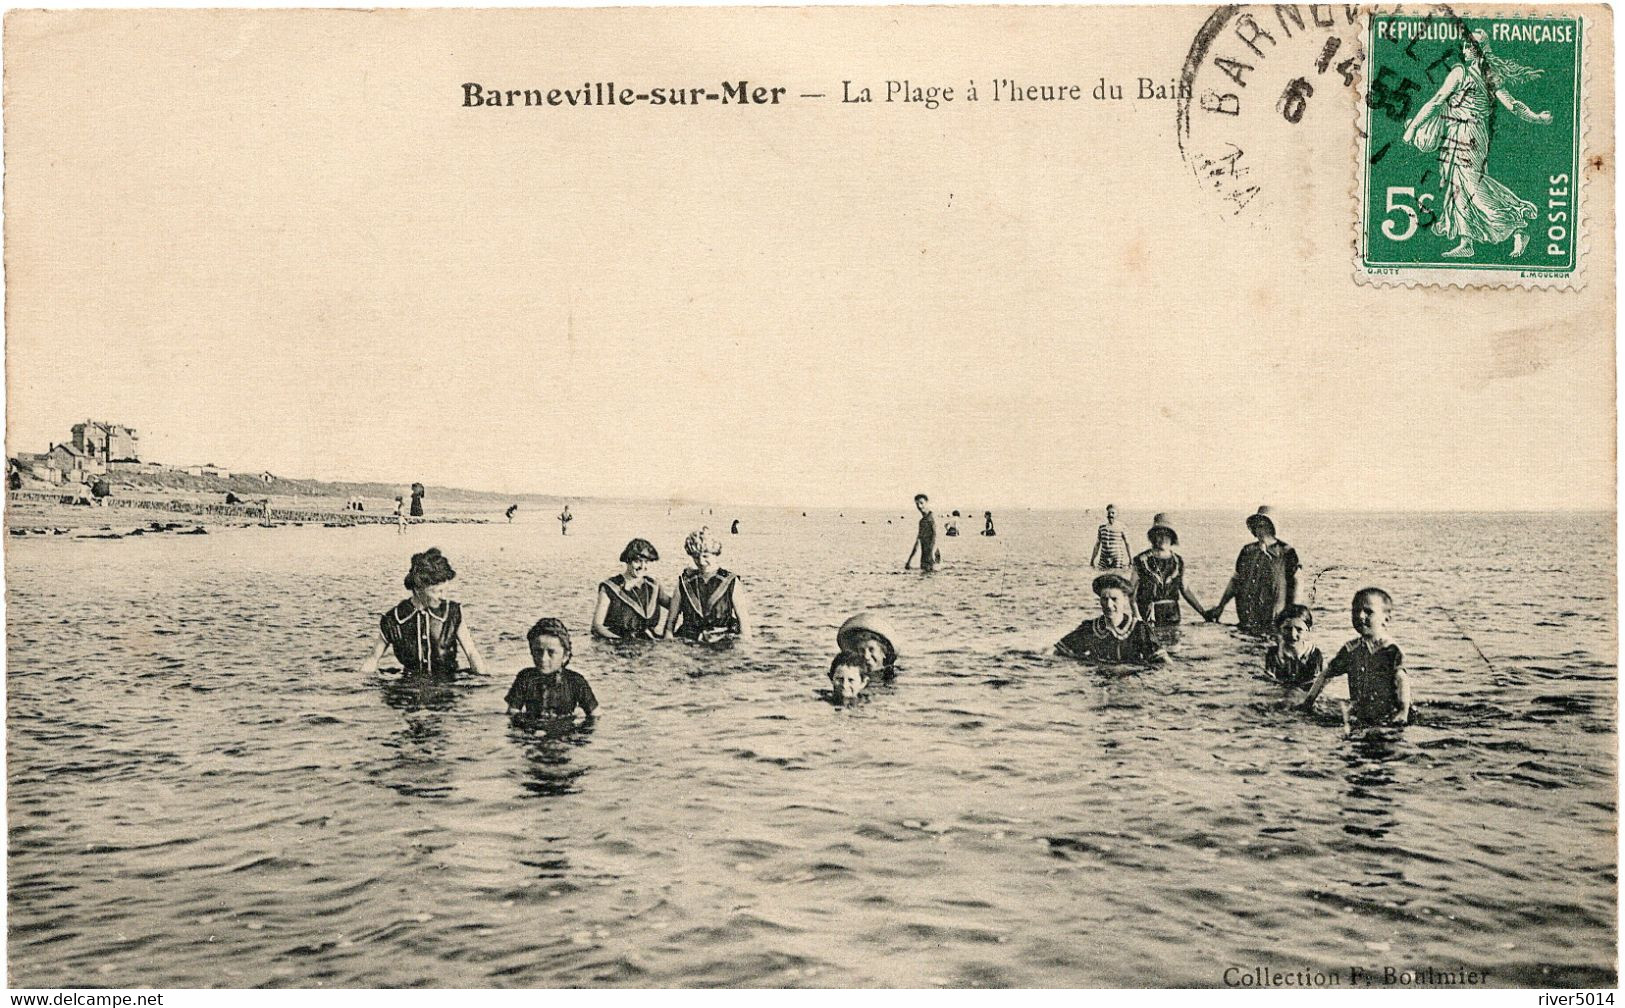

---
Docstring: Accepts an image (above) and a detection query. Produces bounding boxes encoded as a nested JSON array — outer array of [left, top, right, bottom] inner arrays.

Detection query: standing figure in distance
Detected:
[[1090, 504, 1132, 571], [905, 494, 940, 572]]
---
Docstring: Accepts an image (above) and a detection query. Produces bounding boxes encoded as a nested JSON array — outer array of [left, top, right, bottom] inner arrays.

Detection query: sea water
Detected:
[[5, 507, 1616, 987]]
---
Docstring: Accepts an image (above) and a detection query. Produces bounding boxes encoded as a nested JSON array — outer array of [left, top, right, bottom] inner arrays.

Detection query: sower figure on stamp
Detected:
[[1403, 28, 1552, 259]]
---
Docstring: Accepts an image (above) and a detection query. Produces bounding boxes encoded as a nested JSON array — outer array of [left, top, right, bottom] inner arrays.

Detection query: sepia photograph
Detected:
[[2, 2, 1617, 992]]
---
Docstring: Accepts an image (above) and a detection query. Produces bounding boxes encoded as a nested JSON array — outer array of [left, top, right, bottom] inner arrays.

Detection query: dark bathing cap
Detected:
[[527, 617, 573, 659]]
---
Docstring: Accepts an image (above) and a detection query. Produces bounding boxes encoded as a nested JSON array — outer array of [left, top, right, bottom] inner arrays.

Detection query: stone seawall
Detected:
[[8, 491, 485, 525]]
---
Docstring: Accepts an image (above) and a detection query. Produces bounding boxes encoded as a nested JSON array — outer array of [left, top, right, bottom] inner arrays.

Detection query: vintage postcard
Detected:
[[3, 3, 1616, 994]]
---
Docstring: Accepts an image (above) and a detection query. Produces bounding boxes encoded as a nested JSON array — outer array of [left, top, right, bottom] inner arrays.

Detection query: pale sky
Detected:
[[5, 8, 1615, 510]]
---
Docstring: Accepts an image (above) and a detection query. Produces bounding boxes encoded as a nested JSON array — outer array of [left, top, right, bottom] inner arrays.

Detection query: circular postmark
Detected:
[[1176, 5, 1367, 217]]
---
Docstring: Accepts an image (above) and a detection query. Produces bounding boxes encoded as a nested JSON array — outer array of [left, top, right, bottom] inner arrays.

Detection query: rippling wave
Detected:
[[6, 507, 1616, 986]]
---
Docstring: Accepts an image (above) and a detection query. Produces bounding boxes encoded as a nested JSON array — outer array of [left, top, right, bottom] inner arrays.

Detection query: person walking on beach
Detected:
[[1208, 506, 1300, 634], [505, 504, 518, 523], [359, 547, 487, 677], [905, 494, 940, 572], [394, 496, 406, 535], [982, 511, 997, 537], [558, 504, 573, 536], [1090, 504, 1131, 570]]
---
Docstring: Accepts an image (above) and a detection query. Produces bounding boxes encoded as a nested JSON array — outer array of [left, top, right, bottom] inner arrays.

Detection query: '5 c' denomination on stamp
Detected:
[[1356, 9, 1589, 287]]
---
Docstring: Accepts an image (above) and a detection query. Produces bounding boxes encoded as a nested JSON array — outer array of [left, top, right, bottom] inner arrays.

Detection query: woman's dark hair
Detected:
[[914, 494, 929, 504], [1275, 603, 1314, 630], [404, 547, 456, 591], [527, 617, 573, 662], [619, 538, 660, 563]]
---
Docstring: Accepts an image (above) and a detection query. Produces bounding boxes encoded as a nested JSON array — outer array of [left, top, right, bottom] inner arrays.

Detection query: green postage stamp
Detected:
[[1357, 9, 1588, 287]]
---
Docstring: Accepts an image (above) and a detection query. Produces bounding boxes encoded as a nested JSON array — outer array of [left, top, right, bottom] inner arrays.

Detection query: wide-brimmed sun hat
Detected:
[[837, 612, 899, 664], [1245, 505, 1278, 537], [1147, 512, 1179, 545]]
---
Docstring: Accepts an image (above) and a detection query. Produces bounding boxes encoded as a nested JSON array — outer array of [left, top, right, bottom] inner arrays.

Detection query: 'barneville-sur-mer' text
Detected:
[[463, 81, 787, 107]]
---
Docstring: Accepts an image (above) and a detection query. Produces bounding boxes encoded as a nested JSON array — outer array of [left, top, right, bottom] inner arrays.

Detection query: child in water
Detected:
[[827, 651, 870, 705], [359, 547, 487, 677], [506, 618, 598, 717], [837, 612, 899, 679], [1298, 588, 1411, 728], [1265, 604, 1324, 703], [1055, 573, 1169, 665]]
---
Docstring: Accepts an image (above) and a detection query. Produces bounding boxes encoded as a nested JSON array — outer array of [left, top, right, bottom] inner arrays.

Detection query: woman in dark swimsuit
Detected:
[[359, 547, 488, 677], [667, 527, 751, 642], [592, 538, 670, 640]]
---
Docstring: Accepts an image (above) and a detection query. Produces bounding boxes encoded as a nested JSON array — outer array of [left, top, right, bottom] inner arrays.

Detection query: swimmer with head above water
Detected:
[[506, 618, 598, 718], [1055, 573, 1169, 665], [827, 651, 870, 705], [1266, 604, 1324, 707], [593, 538, 669, 640], [836, 612, 898, 680], [360, 547, 488, 677], [668, 527, 750, 641]]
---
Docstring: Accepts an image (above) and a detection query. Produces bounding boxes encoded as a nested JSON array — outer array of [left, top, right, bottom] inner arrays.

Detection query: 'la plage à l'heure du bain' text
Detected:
[[461, 77, 1189, 110]]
